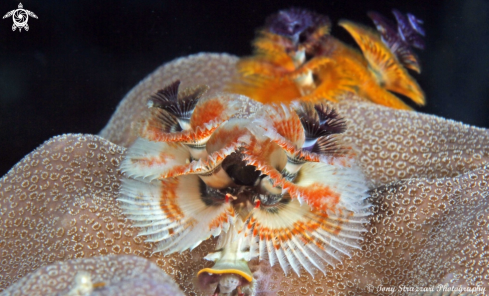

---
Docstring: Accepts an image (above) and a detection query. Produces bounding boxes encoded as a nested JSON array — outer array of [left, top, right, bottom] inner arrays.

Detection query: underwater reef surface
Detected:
[[0, 53, 488, 295]]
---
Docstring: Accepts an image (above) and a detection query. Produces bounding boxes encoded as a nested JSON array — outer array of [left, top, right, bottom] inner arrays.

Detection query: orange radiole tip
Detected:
[[339, 20, 425, 106]]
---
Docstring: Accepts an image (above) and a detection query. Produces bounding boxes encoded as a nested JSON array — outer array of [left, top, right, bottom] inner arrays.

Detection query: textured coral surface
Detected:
[[1, 54, 488, 295], [1, 255, 184, 296]]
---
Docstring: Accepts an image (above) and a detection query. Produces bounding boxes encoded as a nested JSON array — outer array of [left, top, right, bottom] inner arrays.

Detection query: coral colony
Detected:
[[118, 8, 426, 296]]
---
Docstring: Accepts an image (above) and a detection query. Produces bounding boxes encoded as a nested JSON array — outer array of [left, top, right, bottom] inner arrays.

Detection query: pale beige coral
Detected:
[[1, 255, 184, 296], [337, 102, 489, 186], [0, 54, 488, 296], [0, 134, 216, 295]]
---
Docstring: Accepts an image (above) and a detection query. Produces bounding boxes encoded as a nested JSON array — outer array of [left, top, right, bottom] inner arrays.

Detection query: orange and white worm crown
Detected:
[[118, 7, 426, 292], [119, 77, 370, 277]]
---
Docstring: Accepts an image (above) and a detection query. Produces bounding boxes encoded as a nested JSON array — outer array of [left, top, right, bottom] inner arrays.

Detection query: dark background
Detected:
[[1, 0, 488, 176]]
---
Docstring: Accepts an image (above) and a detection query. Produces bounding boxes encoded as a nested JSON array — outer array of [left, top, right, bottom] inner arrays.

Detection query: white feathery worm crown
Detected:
[[118, 79, 370, 294]]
